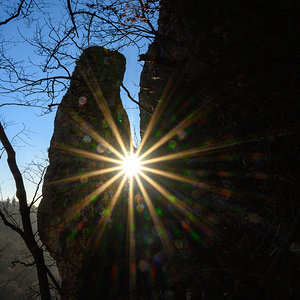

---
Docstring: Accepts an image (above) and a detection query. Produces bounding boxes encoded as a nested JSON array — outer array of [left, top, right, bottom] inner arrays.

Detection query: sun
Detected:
[[121, 152, 141, 177]]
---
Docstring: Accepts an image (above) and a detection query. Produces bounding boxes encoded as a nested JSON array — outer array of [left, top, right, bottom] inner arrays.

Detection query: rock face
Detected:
[[38, 47, 131, 299], [138, 0, 299, 299], [38, 1, 299, 298]]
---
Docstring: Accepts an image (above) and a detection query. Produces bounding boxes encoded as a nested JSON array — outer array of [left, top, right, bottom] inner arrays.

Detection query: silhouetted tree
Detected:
[[0, 122, 61, 299], [0, 0, 159, 112]]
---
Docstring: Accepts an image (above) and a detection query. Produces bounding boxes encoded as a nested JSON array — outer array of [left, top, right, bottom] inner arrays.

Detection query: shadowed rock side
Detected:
[[38, 47, 131, 299], [139, 0, 299, 299]]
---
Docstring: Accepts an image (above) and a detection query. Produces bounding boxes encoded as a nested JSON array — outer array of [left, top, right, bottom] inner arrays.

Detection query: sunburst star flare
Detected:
[[121, 152, 141, 177]]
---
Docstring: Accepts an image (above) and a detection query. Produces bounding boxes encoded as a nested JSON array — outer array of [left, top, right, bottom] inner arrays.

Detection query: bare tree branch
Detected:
[[11, 259, 35, 267], [46, 266, 62, 295], [0, 102, 50, 109], [121, 82, 152, 115], [67, 0, 79, 37], [0, 0, 26, 26], [0, 209, 24, 235]]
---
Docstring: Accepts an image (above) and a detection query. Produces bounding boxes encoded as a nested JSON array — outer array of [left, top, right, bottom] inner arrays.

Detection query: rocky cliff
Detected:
[[38, 46, 131, 299], [139, 0, 299, 298]]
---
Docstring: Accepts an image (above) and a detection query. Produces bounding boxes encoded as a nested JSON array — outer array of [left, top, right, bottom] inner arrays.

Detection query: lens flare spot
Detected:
[[168, 139, 177, 149], [102, 119, 109, 128], [169, 195, 176, 202], [153, 252, 163, 264], [174, 239, 183, 249], [135, 194, 142, 203], [136, 203, 145, 213], [78, 96, 87, 106], [83, 135, 91, 143], [96, 144, 105, 153], [177, 129, 186, 140], [139, 260, 149, 272]]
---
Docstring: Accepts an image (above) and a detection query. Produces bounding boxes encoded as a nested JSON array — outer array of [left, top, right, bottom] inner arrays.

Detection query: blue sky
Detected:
[[0, 16, 146, 202]]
